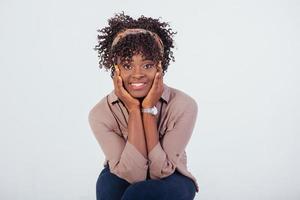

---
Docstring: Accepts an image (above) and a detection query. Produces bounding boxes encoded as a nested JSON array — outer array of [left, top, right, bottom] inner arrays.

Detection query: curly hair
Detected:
[[94, 12, 177, 77]]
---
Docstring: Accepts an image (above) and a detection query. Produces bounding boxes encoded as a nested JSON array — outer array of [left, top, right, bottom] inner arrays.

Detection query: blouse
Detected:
[[88, 84, 199, 192]]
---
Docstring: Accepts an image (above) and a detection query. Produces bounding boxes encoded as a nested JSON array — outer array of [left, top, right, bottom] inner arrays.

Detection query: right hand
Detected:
[[113, 65, 140, 111]]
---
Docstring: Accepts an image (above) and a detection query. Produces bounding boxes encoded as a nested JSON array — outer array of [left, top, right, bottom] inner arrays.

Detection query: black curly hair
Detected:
[[94, 12, 177, 77]]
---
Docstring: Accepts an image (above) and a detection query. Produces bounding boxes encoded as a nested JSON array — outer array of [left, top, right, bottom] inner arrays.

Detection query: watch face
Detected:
[[143, 106, 158, 115], [152, 107, 158, 115]]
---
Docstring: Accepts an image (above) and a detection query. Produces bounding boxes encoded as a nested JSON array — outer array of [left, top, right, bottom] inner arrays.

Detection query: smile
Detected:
[[130, 82, 147, 90]]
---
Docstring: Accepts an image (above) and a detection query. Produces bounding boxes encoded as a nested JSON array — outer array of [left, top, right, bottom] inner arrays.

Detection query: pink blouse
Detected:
[[88, 84, 199, 192]]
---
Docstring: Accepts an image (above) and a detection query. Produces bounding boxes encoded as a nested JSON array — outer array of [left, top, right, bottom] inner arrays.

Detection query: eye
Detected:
[[143, 63, 155, 69], [122, 63, 132, 70]]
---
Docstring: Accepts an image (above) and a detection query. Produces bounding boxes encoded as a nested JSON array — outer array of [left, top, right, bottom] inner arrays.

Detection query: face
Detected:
[[117, 54, 158, 98]]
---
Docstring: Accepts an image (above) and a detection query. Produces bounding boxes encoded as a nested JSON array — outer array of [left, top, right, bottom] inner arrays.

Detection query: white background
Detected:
[[0, 0, 299, 199]]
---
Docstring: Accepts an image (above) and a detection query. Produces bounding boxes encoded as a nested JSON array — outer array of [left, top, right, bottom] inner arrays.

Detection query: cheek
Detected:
[[120, 74, 130, 88], [149, 72, 157, 83]]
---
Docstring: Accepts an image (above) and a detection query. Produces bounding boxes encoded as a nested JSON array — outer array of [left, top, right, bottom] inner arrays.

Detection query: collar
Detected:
[[108, 83, 170, 105]]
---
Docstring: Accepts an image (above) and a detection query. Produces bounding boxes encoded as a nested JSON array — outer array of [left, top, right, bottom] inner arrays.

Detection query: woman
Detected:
[[89, 12, 199, 200]]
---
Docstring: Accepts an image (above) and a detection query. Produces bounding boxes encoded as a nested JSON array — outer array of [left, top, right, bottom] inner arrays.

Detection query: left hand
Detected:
[[142, 61, 164, 108]]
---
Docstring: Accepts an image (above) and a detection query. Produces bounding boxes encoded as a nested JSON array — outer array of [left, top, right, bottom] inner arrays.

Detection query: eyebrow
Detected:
[[142, 60, 155, 63], [120, 59, 154, 64]]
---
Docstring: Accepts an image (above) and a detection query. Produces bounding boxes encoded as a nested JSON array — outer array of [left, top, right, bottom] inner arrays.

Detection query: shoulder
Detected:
[[167, 86, 198, 113], [163, 86, 198, 129], [88, 93, 114, 125], [88, 96, 106, 119]]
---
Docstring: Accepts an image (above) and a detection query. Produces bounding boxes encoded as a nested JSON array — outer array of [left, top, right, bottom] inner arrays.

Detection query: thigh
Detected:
[[121, 170, 196, 200], [162, 170, 196, 200], [96, 165, 130, 200]]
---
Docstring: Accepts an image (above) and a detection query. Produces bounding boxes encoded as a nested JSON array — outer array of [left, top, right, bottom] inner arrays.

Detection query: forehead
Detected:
[[117, 54, 154, 63]]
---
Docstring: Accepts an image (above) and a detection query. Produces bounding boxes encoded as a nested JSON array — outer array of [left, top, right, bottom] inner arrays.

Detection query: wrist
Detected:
[[128, 106, 141, 113], [126, 101, 140, 111], [142, 106, 158, 116], [142, 102, 154, 108]]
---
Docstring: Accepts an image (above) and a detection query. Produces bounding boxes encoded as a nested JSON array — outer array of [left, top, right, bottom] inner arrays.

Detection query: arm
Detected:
[[141, 62, 163, 155], [146, 99, 198, 179], [114, 65, 147, 159], [142, 63, 197, 179], [127, 108, 147, 159], [142, 112, 159, 154], [88, 65, 148, 183], [88, 103, 148, 183]]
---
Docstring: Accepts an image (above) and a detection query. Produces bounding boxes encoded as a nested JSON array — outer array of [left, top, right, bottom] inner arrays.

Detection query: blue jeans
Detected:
[[96, 164, 196, 200]]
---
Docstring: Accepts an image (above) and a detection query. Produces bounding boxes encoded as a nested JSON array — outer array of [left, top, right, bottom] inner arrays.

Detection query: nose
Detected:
[[131, 66, 145, 79]]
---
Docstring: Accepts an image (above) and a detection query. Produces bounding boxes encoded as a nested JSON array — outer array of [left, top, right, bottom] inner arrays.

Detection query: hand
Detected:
[[142, 62, 164, 108], [113, 65, 140, 111]]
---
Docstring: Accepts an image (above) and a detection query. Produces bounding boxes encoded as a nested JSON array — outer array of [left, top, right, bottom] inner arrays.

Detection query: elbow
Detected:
[[149, 160, 177, 179], [109, 161, 148, 183]]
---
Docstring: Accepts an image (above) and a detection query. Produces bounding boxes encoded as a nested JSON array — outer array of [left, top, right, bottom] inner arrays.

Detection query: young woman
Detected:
[[89, 12, 199, 200]]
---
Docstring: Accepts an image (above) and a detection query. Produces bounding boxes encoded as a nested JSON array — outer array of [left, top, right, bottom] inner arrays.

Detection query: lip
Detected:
[[129, 82, 147, 90]]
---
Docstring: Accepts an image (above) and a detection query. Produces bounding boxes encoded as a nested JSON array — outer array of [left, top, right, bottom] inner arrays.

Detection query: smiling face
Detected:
[[117, 53, 158, 99]]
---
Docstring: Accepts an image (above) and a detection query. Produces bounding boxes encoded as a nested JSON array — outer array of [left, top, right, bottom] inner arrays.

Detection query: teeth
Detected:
[[131, 83, 144, 86]]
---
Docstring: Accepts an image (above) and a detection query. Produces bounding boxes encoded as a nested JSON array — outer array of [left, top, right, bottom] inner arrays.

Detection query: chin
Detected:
[[130, 91, 147, 98], [127, 87, 149, 99]]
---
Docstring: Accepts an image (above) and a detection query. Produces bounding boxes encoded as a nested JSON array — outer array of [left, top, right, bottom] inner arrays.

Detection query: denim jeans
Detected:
[[96, 164, 196, 200]]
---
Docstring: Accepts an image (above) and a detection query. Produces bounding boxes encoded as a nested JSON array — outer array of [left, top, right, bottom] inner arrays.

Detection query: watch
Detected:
[[142, 106, 158, 116]]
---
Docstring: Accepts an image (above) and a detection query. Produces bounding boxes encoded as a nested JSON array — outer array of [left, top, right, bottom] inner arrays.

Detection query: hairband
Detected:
[[111, 28, 164, 55]]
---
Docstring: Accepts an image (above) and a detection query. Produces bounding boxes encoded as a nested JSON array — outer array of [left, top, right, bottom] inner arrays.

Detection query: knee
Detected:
[[178, 179, 196, 200], [96, 168, 130, 200], [96, 171, 112, 199], [121, 184, 144, 200], [96, 167, 110, 191], [121, 181, 166, 200]]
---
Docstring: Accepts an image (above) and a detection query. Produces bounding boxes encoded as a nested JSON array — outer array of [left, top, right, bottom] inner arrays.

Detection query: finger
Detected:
[[115, 64, 120, 76], [117, 75, 123, 89], [115, 72, 128, 96], [156, 62, 164, 88], [115, 65, 123, 85], [156, 71, 163, 93], [151, 72, 160, 89], [155, 63, 162, 80], [157, 62, 164, 83], [113, 65, 123, 95], [157, 61, 163, 73]]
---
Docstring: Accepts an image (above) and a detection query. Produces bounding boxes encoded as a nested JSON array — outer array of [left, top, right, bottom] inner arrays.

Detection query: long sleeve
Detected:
[[148, 96, 198, 179], [88, 99, 148, 183]]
